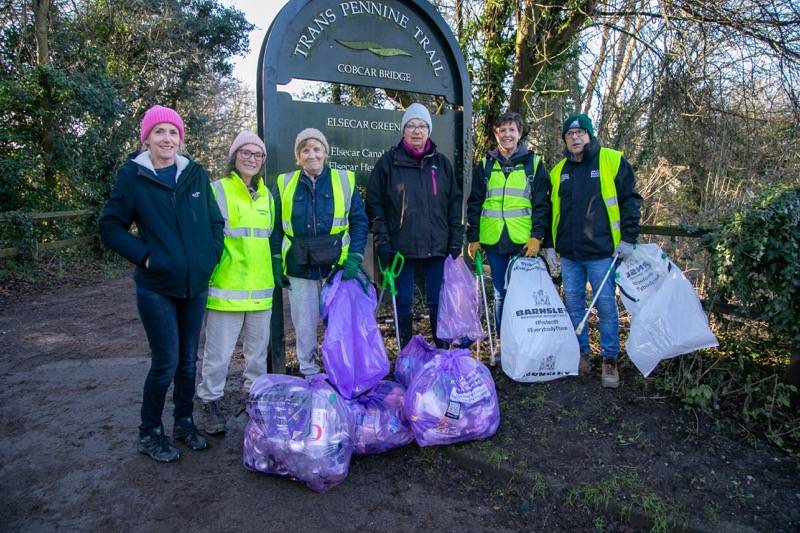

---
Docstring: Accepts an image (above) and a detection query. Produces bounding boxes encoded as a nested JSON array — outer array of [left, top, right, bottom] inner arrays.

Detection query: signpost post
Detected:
[[257, 0, 471, 371]]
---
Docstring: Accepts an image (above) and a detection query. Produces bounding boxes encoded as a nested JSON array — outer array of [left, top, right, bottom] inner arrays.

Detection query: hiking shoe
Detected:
[[601, 358, 620, 389], [579, 353, 592, 375], [138, 426, 180, 463], [174, 416, 209, 451], [202, 400, 227, 435]]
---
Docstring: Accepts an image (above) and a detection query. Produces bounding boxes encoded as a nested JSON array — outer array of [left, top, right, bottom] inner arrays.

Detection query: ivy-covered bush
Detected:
[[708, 185, 800, 346]]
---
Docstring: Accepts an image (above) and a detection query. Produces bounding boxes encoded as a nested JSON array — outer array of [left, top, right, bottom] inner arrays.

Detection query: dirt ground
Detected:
[[1, 267, 798, 532]]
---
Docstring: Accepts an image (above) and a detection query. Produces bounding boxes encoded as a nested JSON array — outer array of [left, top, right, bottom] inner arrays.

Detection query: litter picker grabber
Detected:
[[378, 252, 405, 350], [474, 249, 497, 366], [575, 251, 621, 336]]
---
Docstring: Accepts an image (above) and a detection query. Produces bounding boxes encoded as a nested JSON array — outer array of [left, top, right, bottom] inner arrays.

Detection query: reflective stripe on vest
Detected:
[[209, 287, 274, 300], [548, 147, 622, 249], [206, 174, 276, 312], [276, 167, 355, 272], [479, 156, 540, 245]]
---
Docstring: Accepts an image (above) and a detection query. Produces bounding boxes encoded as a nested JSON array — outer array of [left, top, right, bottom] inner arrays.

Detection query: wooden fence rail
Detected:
[[0, 209, 96, 259]]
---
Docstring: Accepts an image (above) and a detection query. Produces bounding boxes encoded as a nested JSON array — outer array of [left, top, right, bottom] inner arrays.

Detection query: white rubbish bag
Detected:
[[621, 248, 719, 377], [500, 257, 580, 382], [615, 243, 670, 315]]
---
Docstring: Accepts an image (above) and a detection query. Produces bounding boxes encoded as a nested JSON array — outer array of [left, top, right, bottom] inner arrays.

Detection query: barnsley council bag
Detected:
[[243, 374, 355, 492], [321, 270, 389, 399], [618, 246, 719, 377], [615, 243, 671, 315], [500, 257, 580, 382]]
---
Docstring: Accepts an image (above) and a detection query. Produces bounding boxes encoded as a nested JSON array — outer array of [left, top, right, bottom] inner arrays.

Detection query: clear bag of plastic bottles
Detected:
[[346, 380, 414, 455], [404, 349, 500, 447], [243, 373, 354, 492]]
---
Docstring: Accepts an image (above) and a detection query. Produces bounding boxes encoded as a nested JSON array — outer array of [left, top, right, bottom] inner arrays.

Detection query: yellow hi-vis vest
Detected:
[[207, 172, 275, 312], [479, 155, 540, 245], [549, 147, 623, 249], [276, 167, 355, 273]]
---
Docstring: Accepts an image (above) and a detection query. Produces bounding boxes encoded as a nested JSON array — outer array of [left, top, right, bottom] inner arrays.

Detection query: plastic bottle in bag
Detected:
[[394, 335, 439, 388], [404, 349, 500, 446], [345, 380, 415, 454], [243, 373, 354, 492]]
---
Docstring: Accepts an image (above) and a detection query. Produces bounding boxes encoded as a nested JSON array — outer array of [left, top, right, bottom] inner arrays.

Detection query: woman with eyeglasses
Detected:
[[195, 131, 279, 435], [366, 102, 464, 349]]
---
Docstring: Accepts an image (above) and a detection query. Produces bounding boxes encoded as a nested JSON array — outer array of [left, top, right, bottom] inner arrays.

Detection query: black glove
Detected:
[[448, 246, 462, 259], [376, 242, 393, 268]]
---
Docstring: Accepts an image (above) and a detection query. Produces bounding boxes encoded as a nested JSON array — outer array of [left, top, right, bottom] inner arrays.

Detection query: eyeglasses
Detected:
[[404, 123, 429, 132], [238, 149, 266, 161], [565, 129, 588, 138]]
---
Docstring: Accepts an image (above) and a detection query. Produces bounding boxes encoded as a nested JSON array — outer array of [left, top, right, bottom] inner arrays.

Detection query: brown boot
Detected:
[[579, 353, 592, 375], [601, 357, 620, 389]]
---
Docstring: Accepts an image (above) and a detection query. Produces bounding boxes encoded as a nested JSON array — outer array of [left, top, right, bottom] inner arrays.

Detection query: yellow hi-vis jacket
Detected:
[[479, 156, 541, 245], [276, 168, 356, 273], [206, 172, 275, 312], [549, 147, 623, 249]]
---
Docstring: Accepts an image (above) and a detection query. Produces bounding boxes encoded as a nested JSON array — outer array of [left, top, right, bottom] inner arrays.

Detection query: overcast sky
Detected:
[[225, 0, 288, 88]]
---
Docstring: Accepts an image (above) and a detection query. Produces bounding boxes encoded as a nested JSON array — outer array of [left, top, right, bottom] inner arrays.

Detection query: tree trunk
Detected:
[[582, 26, 612, 114], [33, 0, 50, 65], [508, 0, 596, 118], [33, 0, 58, 193], [474, 0, 516, 156]]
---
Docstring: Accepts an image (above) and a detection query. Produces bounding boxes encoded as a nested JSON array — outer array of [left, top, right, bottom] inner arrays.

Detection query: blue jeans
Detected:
[[395, 256, 445, 334], [561, 257, 619, 358], [136, 285, 208, 432], [485, 252, 513, 335]]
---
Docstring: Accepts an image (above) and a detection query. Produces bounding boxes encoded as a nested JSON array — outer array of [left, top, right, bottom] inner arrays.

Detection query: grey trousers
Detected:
[[287, 276, 323, 376], [197, 309, 272, 401]]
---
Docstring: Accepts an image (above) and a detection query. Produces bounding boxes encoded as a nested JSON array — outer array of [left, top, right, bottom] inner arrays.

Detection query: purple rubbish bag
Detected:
[[243, 373, 354, 492], [437, 256, 484, 344], [321, 271, 389, 399], [404, 349, 500, 447], [345, 380, 415, 455], [394, 335, 439, 388]]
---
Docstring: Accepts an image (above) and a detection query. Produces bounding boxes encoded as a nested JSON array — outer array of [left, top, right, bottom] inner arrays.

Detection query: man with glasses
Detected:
[[546, 113, 642, 388]]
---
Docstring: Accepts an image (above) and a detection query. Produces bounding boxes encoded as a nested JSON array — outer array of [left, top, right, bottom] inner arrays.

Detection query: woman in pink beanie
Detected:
[[99, 104, 224, 462], [196, 131, 279, 434]]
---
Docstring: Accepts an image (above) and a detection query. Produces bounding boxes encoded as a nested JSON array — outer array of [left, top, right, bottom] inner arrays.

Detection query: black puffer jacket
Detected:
[[366, 141, 463, 259], [99, 152, 224, 299], [551, 139, 642, 261]]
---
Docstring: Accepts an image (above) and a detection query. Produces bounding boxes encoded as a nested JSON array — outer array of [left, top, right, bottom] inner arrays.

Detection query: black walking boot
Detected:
[[138, 425, 180, 463], [174, 416, 209, 451], [429, 311, 449, 349]]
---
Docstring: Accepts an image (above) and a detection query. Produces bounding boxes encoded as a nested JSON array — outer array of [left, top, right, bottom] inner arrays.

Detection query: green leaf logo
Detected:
[[336, 39, 412, 57]]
